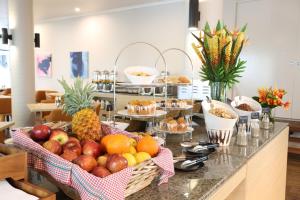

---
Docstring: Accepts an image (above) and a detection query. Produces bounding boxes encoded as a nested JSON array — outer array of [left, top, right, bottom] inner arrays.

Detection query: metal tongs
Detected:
[[206, 96, 214, 109], [180, 156, 208, 168]]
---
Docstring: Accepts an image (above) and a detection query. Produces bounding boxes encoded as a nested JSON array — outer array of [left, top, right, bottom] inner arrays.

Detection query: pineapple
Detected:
[[59, 78, 101, 141]]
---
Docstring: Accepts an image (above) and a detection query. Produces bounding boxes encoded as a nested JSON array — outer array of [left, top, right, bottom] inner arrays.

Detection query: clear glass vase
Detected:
[[210, 82, 227, 102]]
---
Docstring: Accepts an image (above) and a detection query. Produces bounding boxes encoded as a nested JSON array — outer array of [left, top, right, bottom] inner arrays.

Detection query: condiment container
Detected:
[[251, 119, 260, 137], [237, 124, 248, 146]]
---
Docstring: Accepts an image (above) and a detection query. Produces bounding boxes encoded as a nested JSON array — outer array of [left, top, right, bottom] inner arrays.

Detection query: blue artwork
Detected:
[[37, 54, 52, 77], [70, 51, 89, 78]]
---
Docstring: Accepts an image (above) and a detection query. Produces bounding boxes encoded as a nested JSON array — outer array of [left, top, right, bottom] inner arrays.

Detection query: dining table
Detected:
[[0, 95, 11, 99], [27, 103, 60, 123]]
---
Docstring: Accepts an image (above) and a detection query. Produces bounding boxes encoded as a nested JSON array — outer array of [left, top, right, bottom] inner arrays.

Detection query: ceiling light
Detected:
[[74, 7, 80, 12]]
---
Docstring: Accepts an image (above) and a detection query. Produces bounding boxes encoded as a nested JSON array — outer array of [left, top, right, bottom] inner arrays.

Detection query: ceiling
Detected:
[[33, 0, 181, 22]]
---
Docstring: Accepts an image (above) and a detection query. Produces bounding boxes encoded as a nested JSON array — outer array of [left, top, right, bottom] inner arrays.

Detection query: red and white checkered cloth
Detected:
[[11, 125, 174, 200]]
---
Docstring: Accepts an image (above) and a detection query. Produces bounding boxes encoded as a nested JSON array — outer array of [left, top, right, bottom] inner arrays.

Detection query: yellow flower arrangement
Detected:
[[192, 20, 248, 88]]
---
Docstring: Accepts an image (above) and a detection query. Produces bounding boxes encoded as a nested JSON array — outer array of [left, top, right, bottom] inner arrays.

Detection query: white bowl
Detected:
[[101, 121, 129, 131], [124, 66, 159, 85], [231, 96, 262, 120], [202, 100, 238, 130]]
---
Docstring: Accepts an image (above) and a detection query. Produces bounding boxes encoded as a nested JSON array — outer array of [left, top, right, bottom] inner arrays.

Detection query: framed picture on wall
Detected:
[[36, 53, 52, 77], [0, 50, 10, 88], [70, 51, 89, 78]]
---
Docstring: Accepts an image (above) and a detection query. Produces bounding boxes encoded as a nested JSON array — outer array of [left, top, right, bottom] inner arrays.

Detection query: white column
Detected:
[[199, 0, 224, 28], [9, 0, 35, 127]]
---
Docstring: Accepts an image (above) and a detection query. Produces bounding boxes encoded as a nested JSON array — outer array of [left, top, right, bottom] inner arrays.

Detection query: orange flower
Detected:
[[277, 99, 283, 106], [283, 101, 291, 110], [267, 98, 273, 106]]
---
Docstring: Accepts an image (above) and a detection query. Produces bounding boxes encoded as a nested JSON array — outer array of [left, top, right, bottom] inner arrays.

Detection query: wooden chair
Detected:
[[0, 144, 56, 200], [0, 88, 11, 96], [44, 109, 72, 122], [0, 97, 12, 121], [35, 90, 57, 103], [36, 90, 57, 117]]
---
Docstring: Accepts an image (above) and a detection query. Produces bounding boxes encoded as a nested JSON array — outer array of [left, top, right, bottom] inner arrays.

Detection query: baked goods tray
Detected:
[[117, 109, 167, 118], [154, 127, 194, 134], [157, 105, 193, 111], [116, 82, 192, 88]]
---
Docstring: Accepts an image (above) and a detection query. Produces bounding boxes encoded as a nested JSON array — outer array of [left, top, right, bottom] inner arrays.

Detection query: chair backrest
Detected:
[[44, 109, 72, 122], [0, 98, 11, 115], [1, 88, 11, 96], [35, 90, 57, 103]]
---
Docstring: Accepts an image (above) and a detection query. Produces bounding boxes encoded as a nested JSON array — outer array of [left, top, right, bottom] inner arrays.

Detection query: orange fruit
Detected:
[[101, 134, 131, 154], [136, 135, 159, 157]]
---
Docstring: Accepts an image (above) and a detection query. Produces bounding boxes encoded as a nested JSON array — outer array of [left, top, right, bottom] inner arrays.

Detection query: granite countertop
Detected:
[[127, 120, 288, 200]]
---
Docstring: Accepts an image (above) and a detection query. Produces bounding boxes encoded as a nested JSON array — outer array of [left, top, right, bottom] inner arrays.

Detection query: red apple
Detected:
[[61, 150, 78, 162], [106, 154, 128, 173], [80, 139, 89, 147], [43, 140, 62, 155], [30, 125, 51, 141], [82, 140, 101, 158], [63, 140, 82, 156], [68, 137, 80, 145], [92, 166, 111, 178], [73, 155, 97, 172], [49, 129, 69, 145]]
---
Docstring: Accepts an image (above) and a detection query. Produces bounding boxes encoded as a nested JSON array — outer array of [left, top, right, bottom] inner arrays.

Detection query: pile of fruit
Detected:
[[28, 78, 159, 178], [29, 124, 159, 178]]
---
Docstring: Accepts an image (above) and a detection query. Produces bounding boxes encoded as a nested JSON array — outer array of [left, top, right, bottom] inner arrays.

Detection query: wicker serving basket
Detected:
[[125, 159, 160, 197], [16, 121, 163, 199]]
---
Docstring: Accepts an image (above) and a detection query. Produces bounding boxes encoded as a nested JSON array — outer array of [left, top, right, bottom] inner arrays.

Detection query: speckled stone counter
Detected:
[[127, 120, 289, 200]]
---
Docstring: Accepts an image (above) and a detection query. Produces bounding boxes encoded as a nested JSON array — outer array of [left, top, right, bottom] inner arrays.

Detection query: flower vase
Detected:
[[210, 82, 227, 102], [268, 108, 275, 124]]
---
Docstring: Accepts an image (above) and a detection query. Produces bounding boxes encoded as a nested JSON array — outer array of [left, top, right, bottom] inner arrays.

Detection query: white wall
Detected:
[[0, 0, 10, 88], [223, 0, 300, 119], [35, 2, 188, 91]]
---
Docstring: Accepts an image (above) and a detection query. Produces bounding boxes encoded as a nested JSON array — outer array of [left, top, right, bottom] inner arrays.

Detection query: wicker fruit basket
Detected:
[[11, 122, 174, 200]]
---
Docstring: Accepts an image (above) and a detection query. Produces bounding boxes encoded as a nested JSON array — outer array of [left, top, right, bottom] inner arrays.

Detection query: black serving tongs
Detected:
[[174, 155, 208, 171], [186, 142, 219, 154]]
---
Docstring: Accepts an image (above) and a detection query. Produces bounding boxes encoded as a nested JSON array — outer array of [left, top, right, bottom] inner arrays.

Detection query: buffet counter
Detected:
[[128, 122, 289, 200]]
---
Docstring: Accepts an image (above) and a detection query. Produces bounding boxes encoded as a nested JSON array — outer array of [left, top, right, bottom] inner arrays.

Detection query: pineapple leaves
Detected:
[[58, 78, 96, 116]]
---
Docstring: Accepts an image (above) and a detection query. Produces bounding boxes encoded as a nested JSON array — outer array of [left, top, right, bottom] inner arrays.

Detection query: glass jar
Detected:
[[237, 124, 247, 146], [251, 119, 260, 137]]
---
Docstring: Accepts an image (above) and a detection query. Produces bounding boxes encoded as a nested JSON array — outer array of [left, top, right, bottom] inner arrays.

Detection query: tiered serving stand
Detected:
[[153, 48, 195, 141], [111, 42, 195, 143]]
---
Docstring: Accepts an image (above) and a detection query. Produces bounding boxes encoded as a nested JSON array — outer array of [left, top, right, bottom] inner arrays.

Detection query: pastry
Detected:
[[178, 76, 191, 83], [209, 108, 235, 119], [157, 99, 189, 108], [160, 117, 188, 132], [167, 120, 178, 132], [157, 75, 191, 84], [128, 100, 156, 115]]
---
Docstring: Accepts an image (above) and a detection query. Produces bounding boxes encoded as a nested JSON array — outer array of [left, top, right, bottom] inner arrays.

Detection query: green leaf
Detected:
[[204, 22, 211, 33], [216, 20, 223, 32], [240, 24, 248, 32]]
